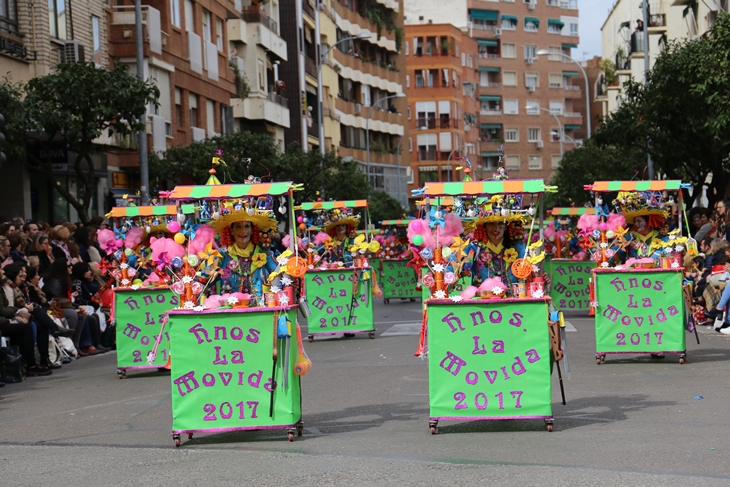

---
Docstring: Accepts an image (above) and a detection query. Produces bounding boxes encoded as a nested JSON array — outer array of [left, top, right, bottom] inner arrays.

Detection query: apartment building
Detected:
[[404, 23, 480, 203], [278, 0, 408, 206], [405, 0, 583, 183], [599, 0, 723, 116], [0, 0, 109, 221]]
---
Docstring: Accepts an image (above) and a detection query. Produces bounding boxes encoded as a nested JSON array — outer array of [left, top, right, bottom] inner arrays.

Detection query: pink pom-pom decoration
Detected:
[[606, 213, 627, 232], [460, 286, 478, 299], [544, 222, 556, 239], [282, 234, 291, 249], [167, 221, 180, 233], [434, 213, 464, 247], [577, 214, 599, 233], [97, 229, 118, 253], [478, 277, 507, 293], [124, 226, 145, 249], [314, 231, 331, 246], [187, 224, 217, 255], [572, 251, 587, 261], [149, 237, 185, 263], [407, 219, 435, 249]]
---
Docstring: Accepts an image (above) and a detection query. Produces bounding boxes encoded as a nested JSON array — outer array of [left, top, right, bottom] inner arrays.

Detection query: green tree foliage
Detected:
[[0, 78, 27, 165], [19, 62, 158, 222], [368, 190, 405, 223], [575, 13, 730, 207]]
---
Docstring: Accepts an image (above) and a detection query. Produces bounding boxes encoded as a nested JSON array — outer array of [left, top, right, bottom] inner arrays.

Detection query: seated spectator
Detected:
[[23, 222, 39, 239], [26, 233, 54, 277], [71, 262, 109, 354], [49, 225, 73, 262], [694, 208, 713, 242], [43, 258, 90, 356], [6, 232, 28, 265], [73, 227, 92, 263], [0, 236, 11, 268], [0, 265, 52, 376]]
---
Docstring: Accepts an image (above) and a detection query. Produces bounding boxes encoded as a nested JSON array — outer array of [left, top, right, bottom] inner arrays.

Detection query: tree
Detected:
[[548, 140, 646, 208], [368, 190, 405, 224], [0, 78, 28, 167], [22, 62, 159, 222]]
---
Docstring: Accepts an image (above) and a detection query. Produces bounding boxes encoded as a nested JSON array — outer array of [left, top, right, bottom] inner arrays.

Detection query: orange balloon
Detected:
[[298, 223, 306, 230], [286, 256, 307, 278]]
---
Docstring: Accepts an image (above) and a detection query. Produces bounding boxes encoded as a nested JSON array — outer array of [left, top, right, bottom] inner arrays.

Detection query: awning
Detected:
[[421, 179, 547, 196], [298, 200, 368, 210], [562, 71, 579, 77], [551, 207, 597, 216], [588, 180, 682, 192], [562, 43, 578, 49], [109, 205, 178, 218], [480, 123, 502, 129], [477, 39, 499, 47], [501, 14, 518, 22], [565, 124, 581, 130], [478, 66, 500, 72], [469, 9, 498, 21], [479, 95, 501, 102], [418, 165, 438, 171], [481, 151, 502, 157], [380, 219, 413, 226], [169, 182, 295, 200], [548, 19, 564, 28], [524, 17, 540, 28]]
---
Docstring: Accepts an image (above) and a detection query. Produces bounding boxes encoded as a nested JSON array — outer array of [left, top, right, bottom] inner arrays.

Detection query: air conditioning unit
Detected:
[[355, 103, 362, 113], [528, 2, 536, 10], [63, 41, 86, 63], [526, 57, 534, 65], [494, 28, 502, 37], [536, 140, 544, 149], [528, 86, 535, 93]]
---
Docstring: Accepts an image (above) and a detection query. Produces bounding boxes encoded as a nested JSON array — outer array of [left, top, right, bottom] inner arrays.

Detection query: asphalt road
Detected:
[[1, 299, 729, 486]]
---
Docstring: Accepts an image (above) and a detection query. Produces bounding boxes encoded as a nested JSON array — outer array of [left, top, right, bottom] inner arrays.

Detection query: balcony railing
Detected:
[[481, 82, 502, 88], [415, 118, 458, 129], [242, 6, 278, 34], [564, 112, 581, 117], [563, 85, 581, 91], [481, 109, 502, 116], [472, 23, 498, 31], [267, 92, 288, 108], [479, 52, 501, 59], [418, 150, 437, 161], [305, 56, 317, 78]]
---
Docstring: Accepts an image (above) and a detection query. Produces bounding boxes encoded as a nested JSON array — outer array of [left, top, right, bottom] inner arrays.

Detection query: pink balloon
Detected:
[[598, 222, 608, 231], [115, 239, 124, 247], [297, 216, 304, 223], [167, 221, 180, 233]]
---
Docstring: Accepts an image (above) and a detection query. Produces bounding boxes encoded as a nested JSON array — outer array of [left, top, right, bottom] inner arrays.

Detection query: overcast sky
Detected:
[[577, 0, 606, 60]]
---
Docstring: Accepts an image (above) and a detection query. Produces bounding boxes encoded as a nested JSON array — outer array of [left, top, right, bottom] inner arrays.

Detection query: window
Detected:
[[416, 101, 436, 126], [548, 46, 561, 61], [91, 16, 101, 65], [405, 41, 409, 55], [175, 88, 182, 126], [502, 43, 516, 58], [407, 106, 411, 119], [258, 59, 265, 90], [467, 55, 473, 68], [189, 93, 198, 127], [528, 155, 543, 170], [569, 22, 578, 36], [406, 74, 410, 88], [417, 133, 438, 161], [547, 0, 558, 5], [170, 0, 181, 28], [505, 127, 519, 142], [49, 0, 67, 39], [461, 53, 466, 66], [206, 99, 215, 135], [525, 19, 538, 32], [0, 0, 18, 35], [528, 128, 541, 142], [216, 18, 223, 51], [505, 155, 520, 170], [526, 101, 539, 114], [442, 68, 450, 87], [547, 20, 563, 33], [503, 71, 517, 86], [549, 73, 562, 88], [415, 70, 424, 88], [504, 99, 519, 115], [524, 44, 536, 59], [220, 104, 229, 134], [202, 9, 211, 41], [551, 154, 562, 169], [550, 100, 564, 115], [525, 73, 538, 89], [502, 17, 517, 30], [409, 138, 413, 152], [185, 0, 194, 32]]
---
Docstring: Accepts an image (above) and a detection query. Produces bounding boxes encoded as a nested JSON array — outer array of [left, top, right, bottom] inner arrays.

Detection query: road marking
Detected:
[[564, 320, 577, 332], [380, 322, 422, 336]]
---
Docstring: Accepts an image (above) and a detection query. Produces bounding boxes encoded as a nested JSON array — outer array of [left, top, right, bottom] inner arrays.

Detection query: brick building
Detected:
[[404, 23, 480, 205]]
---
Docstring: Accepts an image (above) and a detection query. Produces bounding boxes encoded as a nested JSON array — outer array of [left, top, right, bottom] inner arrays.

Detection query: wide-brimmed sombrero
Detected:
[[210, 208, 278, 234], [322, 208, 361, 234], [616, 191, 670, 224]]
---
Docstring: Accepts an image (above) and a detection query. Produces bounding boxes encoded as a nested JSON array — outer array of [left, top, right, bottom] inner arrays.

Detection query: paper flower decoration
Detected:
[[182, 275, 193, 284], [671, 261, 680, 268], [227, 296, 239, 306], [491, 286, 505, 295], [227, 260, 240, 270], [444, 272, 456, 284], [432, 263, 445, 273], [278, 295, 290, 306], [600, 261, 610, 268], [198, 241, 222, 267], [281, 275, 293, 287], [183, 301, 195, 309], [503, 248, 518, 264], [442, 247, 452, 259], [422, 273, 435, 287], [121, 278, 130, 286], [532, 289, 545, 298], [434, 290, 447, 299], [251, 253, 268, 270], [420, 248, 434, 260], [450, 296, 463, 302], [271, 285, 282, 293]]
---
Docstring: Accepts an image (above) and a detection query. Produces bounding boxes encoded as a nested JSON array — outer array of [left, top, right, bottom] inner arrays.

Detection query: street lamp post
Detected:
[[395, 125, 427, 209], [527, 105, 563, 158], [535, 50, 591, 136], [366, 92, 406, 187], [446, 143, 474, 182]]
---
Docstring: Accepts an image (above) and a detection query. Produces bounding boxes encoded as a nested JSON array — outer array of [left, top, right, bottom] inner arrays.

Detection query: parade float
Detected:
[[376, 219, 419, 304], [584, 180, 695, 364], [296, 200, 380, 341], [104, 204, 194, 378], [410, 178, 566, 434], [546, 207, 597, 315], [157, 175, 311, 446]]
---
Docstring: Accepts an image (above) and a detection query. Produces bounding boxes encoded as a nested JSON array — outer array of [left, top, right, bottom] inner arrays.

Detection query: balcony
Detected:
[[305, 56, 317, 79], [418, 150, 437, 161], [302, 0, 315, 19], [242, 6, 278, 33], [479, 52, 501, 59], [232, 93, 290, 128], [480, 109, 502, 116], [0, 35, 36, 61], [112, 5, 163, 55], [564, 112, 581, 118], [416, 118, 459, 129]]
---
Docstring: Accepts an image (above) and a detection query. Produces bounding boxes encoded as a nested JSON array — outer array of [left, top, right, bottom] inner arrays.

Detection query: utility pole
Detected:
[[136, 0, 150, 204], [642, 0, 653, 179]]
